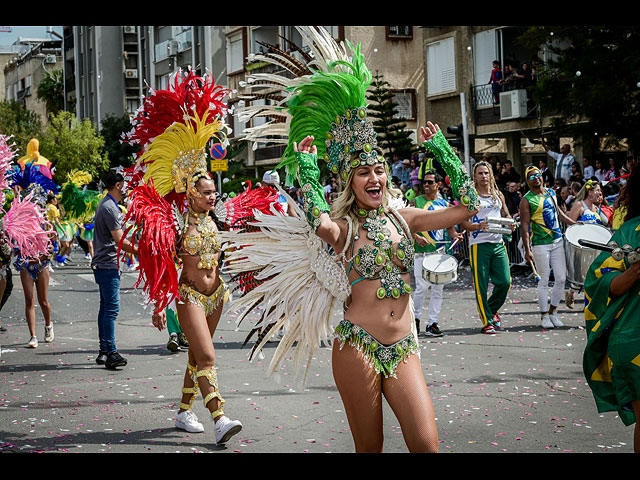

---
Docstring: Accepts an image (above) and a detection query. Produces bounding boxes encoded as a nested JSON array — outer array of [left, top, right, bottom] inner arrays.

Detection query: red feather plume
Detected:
[[125, 68, 231, 156], [119, 180, 181, 314]]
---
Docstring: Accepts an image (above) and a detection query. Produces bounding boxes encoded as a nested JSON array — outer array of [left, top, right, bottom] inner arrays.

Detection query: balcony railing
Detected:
[[470, 84, 538, 126]]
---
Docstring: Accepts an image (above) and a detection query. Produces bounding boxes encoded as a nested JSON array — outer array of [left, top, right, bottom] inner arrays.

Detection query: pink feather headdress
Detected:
[[2, 193, 53, 259]]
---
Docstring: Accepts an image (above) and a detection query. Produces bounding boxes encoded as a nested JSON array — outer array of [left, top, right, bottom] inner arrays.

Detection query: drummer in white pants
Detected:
[[412, 171, 463, 337], [520, 166, 578, 329]]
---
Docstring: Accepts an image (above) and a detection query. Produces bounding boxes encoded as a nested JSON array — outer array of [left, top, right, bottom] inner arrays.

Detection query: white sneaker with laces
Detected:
[[549, 314, 564, 328], [44, 325, 54, 343], [175, 410, 204, 433], [541, 314, 554, 329], [214, 415, 242, 444], [28, 336, 38, 348]]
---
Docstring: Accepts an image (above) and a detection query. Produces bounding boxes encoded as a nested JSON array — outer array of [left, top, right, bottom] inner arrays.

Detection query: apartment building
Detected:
[[421, 26, 588, 174], [3, 37, 63, 123], [225, 26, 426, 171], [65, 26, 227, 130]]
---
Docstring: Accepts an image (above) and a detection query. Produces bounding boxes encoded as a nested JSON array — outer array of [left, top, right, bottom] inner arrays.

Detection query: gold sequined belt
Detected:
[[178, 279, 229, 317]]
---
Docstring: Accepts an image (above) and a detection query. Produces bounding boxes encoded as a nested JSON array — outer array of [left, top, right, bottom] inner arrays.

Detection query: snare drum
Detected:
[[422, 253, 459, 285], [564, 223, 612, 286]]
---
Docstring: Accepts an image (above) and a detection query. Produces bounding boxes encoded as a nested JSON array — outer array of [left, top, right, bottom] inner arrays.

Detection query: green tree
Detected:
[[367, 71, 415, 159], [40, 111, 109, 182], [100, 114, 138, 169], [37, 69, 64, 115], [518, 26, 640, 152], [0, 100, 43, 155]]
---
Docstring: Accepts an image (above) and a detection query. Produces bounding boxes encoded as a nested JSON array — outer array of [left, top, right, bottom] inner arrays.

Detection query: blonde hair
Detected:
[[330, 152, 403, 229], [472, 160, 500, 204], [575, 179, 600, 202]]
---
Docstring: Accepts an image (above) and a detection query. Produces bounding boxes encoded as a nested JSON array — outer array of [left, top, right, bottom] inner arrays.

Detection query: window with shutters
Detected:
[[392, 89, 416, 120], [473, 28, 500, 108], [426, 36, 456, 96], [386, 26, 413, 40], [226, 30, 245, 74]]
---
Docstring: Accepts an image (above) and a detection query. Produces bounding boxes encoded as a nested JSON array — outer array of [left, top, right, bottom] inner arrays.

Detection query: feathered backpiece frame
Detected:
[[236, 27, 383, 185]]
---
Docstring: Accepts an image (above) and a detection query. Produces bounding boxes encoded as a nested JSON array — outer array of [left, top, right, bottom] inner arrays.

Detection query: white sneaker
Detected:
[[549, 314, 564, 328], [541, 314, 554, 329], [175, 410, 204, 433], [214, 415, 242, 444], [44, 325, 54, 343], [28, 336, 38, 348]]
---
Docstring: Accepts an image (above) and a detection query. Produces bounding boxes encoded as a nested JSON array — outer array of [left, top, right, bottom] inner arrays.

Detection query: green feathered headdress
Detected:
[[278, 41, 383, 183], [59, 170, 101, 222]]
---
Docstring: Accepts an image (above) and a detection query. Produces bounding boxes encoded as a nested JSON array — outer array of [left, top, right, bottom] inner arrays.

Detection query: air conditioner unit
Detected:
[[167, 40, 179, 56], [499, 89, 528, 121], [123, 26, 137, 34], [125, 69, 138, 79]]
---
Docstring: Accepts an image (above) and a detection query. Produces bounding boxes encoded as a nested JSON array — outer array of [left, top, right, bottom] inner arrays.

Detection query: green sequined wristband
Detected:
[[296, 151, 330, 232], [423, 130, 480, 211]]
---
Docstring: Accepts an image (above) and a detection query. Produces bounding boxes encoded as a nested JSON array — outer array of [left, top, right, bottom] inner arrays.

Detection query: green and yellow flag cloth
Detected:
[[583, 216, 640, 426]]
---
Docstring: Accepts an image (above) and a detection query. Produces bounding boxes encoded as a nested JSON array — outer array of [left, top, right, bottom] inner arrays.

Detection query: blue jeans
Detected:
[[93, 268, 121, 354]]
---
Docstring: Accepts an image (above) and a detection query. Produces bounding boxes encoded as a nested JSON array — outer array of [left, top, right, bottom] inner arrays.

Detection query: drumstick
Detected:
[[529, 260, 541, 283], [450, 230, 466, 249]]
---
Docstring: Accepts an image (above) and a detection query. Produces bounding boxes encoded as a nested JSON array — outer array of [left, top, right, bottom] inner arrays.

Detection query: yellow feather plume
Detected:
[[140, 111, 225, 197]]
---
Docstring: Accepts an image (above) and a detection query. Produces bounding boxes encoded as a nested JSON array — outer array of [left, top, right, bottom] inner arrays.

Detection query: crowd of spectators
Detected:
[[265, 143, 635, 237], [482, 151, 636, 227], [488, 59, 537, 105]]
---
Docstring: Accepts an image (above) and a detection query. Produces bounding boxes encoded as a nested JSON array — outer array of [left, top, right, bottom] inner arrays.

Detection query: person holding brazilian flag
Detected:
[[583, 162, 640, 452]]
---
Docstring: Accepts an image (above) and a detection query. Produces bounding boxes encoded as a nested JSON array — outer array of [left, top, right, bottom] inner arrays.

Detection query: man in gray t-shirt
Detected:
[[92, 170, 137, 370], [92, 194, 123, 270]]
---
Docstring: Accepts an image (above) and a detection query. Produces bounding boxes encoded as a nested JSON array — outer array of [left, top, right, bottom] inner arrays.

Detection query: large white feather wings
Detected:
[[219, 188, 350, 386]]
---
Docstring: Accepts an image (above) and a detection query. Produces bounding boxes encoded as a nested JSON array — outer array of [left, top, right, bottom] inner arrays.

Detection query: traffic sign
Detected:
[[210, 159, 228, 172], [210, 143, 227, 159]]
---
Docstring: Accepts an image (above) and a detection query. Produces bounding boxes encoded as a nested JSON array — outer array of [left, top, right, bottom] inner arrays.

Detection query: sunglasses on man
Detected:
[[528, 172, 541, 181]]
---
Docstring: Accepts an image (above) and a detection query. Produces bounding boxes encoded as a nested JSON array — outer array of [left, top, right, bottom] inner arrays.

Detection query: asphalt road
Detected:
[[0, 251, 635, 454]]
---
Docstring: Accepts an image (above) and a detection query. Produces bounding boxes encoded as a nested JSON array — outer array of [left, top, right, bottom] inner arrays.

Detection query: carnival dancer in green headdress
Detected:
[[222, 26, 480, 453], [583, 162, 640, 452]]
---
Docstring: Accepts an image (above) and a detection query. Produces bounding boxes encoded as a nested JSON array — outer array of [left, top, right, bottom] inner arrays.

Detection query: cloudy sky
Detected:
[[0, 26, 63, 45]]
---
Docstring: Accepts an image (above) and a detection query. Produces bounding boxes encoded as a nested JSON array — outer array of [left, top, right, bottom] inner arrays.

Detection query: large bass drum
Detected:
[[421, 253, 459, 285], [564, 223, 612, 286]]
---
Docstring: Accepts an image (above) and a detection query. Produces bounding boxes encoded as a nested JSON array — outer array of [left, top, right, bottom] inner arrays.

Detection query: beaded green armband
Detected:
[[296, 151, 330, 232], [423, 130, 480, 211]]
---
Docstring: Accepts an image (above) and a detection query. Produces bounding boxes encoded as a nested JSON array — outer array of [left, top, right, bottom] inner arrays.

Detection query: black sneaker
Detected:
[[425, 323, 444, 337], [105, 351, 127, 369], [178, 333, 189, 349], [96, 351, 108, 365], [167, 333, 179, 352]]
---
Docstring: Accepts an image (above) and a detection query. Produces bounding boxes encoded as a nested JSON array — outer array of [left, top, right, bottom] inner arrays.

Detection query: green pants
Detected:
[[468, 242, 512, 327], [166, 307, 182, 335]]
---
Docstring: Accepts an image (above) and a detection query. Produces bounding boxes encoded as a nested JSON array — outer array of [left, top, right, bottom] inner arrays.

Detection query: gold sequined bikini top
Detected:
[[181, 208, 222, 270]]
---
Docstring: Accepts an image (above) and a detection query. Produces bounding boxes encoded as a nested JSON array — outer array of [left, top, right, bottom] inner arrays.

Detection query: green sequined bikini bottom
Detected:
[[334, 319, 419, 379]]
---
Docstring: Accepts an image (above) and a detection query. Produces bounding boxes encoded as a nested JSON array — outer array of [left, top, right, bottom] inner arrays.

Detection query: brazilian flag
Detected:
[[583, 216, 640, 426]]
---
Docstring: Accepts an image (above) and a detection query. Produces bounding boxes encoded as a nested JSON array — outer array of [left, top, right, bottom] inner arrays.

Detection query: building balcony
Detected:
[[470, 83, 538, 128]]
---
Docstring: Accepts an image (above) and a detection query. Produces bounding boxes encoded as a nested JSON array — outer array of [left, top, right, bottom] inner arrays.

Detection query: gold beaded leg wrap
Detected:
[[179, 362, 199, 411], [197, 367, 225, 419]]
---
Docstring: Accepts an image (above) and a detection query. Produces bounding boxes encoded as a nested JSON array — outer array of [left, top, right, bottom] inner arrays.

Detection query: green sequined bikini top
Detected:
[[345, 205, 414, 300]]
